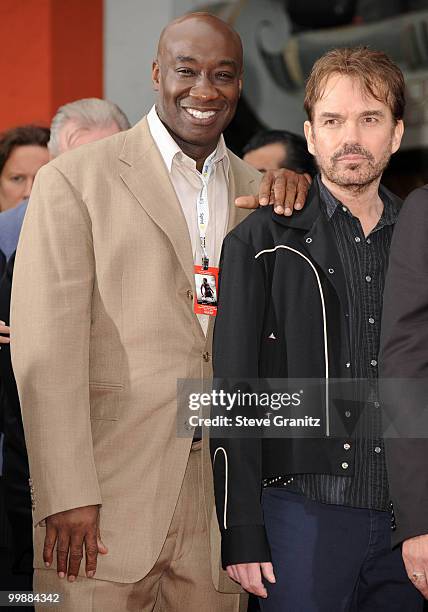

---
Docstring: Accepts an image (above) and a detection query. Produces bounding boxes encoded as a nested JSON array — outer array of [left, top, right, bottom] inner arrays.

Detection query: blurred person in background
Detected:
[[243, 129, 316, 176], [0, 98, 130, 594], [0, 98, 130, 266], [48, 97, 130, 157], [0, 126, 50, 213], [0, 125, 49, 595]]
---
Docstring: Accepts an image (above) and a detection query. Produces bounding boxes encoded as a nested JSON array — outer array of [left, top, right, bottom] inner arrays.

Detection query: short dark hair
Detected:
[[0, 125, 50, 175], [243, 129, 317, 176]]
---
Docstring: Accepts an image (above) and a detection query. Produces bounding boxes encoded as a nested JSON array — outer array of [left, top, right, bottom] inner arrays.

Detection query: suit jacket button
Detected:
[[202, 351, 210, 362], [187, 290, 193, 300]]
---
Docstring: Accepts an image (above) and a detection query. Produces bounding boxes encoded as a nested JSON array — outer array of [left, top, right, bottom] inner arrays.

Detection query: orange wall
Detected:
[[0, 0, 103, 132]]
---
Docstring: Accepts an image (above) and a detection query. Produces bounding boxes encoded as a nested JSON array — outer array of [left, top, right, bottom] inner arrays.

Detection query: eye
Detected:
[[177, 68, 195, 77], [363, 116, 378, 124], [10, 175, 24, 183], [216, 71, 233, 80], [324, 119, 339, 126]]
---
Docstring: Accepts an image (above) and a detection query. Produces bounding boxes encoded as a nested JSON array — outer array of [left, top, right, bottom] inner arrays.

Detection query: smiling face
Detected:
[[304, 74, 403, 191], [152, 15, 242, 167], [0, 144, 49, 211]]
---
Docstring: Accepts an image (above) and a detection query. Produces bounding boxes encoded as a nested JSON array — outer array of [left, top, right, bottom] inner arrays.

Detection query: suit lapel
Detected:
[[226, 155, 257, 234], [119, 119, 195, 290], [119, 122, 259, 346]]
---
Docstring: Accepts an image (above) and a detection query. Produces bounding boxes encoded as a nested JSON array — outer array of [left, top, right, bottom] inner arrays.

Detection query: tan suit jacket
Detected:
[[10, 117, 260, 587]]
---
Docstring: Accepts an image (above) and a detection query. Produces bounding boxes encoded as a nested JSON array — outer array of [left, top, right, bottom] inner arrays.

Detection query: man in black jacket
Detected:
[[211, 47, 423, 611]]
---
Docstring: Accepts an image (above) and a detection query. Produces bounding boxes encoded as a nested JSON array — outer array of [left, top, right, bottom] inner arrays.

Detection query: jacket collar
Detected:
[[270, 176, 402, 232]]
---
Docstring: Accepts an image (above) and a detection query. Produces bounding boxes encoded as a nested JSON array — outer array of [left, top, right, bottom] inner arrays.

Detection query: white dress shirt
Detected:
[[147, 105, 230, 334]]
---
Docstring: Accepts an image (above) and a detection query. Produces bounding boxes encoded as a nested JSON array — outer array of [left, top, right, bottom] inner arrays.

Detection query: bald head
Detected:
[[152, 12, 243, 171], [157, 12, 243, 71]]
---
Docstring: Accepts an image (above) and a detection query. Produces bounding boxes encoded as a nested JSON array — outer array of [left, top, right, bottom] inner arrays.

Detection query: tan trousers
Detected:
[[34, 444, 241, 612]]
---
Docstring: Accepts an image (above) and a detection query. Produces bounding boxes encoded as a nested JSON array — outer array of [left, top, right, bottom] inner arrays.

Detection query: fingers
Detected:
[[235, 563, 268, 598], [43, 522, 57, 568], [56, 531, 70, 579], [67, 533, 84, 582], [279, 172, 297, 216], [0, 321, 10, 343], [235, 195, 259, 209], [258, 172, 275, 207], [95, 513, 109, 555], [227, 565, 239, 583], [295, 174, 311, 210], [85, 529, 99, 578], [97, 533, 109, 555], [235, 170, 310, 216], [407, 570, 428, 599], [269, 173, 287, 215], [402, 537, 428, 598], [261, 562, 276, 584]]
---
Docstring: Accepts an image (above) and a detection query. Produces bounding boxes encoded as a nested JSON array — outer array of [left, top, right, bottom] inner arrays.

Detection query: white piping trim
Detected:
[[213, 447, 229, 529], [255, 245, 330, 436]]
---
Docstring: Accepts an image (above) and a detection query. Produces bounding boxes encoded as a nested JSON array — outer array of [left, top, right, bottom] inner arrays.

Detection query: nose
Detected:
[[189, 75, 219, 101], [342, 120, 362, 143]]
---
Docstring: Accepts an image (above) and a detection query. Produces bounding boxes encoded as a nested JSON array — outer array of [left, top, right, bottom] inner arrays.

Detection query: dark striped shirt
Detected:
[[267, 175, 399, 511]]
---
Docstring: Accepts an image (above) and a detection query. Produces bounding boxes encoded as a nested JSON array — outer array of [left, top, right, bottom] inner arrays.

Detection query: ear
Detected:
[[238, 78, 243, 97], [152, 59, 160, 92], [304, 120, 315, 156], [391, 119, 404, 155]]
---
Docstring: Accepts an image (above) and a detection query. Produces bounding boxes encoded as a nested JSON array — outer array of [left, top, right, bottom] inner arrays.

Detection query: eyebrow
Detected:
[[319, 110, 386, 119], [360, 110, 385, 117], [175, 56, 238, 69]]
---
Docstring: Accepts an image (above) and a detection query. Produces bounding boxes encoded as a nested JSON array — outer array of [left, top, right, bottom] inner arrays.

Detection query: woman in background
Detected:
[[0, 125, 50, 212]]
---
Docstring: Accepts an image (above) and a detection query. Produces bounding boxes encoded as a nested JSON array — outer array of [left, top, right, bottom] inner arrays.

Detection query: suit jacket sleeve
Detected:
[[380, 185, 428, 545], [210, 230, 271, 567], [11, 164, 102, 525]]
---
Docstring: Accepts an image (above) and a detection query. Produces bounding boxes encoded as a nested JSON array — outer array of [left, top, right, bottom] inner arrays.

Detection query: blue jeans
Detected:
[[260, 489, 423, 612]]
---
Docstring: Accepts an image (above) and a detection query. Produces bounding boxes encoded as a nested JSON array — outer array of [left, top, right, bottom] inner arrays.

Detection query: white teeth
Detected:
[[185, 108, 216, 119]]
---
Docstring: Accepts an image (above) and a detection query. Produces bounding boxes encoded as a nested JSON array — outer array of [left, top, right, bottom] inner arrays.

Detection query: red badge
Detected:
[[194, 265, 219, 316]]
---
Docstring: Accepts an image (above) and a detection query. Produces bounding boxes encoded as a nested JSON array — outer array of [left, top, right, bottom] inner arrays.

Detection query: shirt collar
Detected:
[[316, 174, 399, 227], [147, 105, 229, 175]]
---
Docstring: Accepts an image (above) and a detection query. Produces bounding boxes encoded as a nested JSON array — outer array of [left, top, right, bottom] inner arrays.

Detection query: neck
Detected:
[[320, 174, 384, 236], [163, 122, 219, 172]]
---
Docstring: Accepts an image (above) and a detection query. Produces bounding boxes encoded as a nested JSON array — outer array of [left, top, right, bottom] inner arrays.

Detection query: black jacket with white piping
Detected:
[[210, 180, 400, 568]]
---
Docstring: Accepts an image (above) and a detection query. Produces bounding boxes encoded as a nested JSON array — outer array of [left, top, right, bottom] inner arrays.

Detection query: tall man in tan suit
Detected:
[[10, 13, 308, 611]]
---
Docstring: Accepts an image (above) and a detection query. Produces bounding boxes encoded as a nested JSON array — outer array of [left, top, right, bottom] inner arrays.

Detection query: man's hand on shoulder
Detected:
[[236, 169, 312, 216], [43, 505, 108, 582], [403, 533, 428, 598], [227, 561, 276, 598]]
